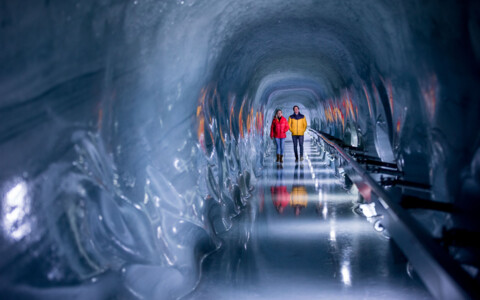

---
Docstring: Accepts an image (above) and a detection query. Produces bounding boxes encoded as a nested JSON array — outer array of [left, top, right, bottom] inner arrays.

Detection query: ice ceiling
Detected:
[[1, 0, 479, 298]]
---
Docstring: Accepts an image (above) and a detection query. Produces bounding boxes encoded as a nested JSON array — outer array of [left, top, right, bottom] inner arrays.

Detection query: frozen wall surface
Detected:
[[1, 0, 480, 298]]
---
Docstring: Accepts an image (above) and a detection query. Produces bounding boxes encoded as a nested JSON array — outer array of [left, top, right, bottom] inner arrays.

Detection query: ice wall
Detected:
[[1, 0, 479, 298]]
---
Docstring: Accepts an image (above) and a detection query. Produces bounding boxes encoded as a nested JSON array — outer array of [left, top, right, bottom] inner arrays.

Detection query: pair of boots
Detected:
[[295, 155, 304, 163], [276, 154, 284, 163]]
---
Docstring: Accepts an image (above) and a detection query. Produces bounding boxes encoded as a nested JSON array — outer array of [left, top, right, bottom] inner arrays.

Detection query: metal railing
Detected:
[[308, 128, 477, 300]]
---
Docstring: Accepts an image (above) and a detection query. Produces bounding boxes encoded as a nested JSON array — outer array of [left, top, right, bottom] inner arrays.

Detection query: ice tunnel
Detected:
[[1, 0, 480, 299]]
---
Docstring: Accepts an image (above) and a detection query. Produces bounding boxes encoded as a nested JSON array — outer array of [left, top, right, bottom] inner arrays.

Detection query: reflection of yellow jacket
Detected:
[[288, 114, 307, 136], [290, 186, 308, 207]]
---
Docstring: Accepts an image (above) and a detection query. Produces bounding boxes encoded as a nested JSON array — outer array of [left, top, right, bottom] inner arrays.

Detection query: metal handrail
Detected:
[[308, 128, 477, 300]]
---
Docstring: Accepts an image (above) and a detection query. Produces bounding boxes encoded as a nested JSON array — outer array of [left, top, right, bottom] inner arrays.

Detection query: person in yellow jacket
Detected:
[[288, 105, 307, 162]]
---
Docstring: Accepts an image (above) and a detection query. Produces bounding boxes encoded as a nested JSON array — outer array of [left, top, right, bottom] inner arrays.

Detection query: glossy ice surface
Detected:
[[188, 136, 432, 300]]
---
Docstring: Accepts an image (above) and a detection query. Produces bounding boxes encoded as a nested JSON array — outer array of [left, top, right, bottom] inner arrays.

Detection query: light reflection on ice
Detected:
[[359, 203, 377, 218], [329, 220, 336, 242], [2, 180, 31, 241], [341, 263, 352, 286], [322, 202, 328, 219], [329, 228, 336, 242]]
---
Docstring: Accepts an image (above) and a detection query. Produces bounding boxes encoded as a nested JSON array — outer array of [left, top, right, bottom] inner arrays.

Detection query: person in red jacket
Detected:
[[270, 109, 289, 163]]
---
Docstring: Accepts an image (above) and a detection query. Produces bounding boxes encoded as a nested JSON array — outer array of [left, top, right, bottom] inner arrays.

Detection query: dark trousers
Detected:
[[292, 135, 304, 158]]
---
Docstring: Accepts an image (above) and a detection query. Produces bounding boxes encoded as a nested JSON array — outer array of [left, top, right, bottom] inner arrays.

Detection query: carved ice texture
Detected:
[[0, 0, 479, 298]]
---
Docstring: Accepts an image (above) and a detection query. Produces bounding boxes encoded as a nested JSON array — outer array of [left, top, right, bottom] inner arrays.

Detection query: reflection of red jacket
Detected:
[[270, 117, 289, 139], [271, 186, 290, 208]]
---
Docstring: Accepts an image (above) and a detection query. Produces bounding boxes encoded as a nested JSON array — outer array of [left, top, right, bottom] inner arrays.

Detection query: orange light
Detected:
[[362, 83, 373, 118], [239, 97, 245, 138], [421, 74, 438, 122]]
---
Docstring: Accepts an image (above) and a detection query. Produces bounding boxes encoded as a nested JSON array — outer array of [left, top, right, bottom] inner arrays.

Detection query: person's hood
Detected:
[[290, 113, 305, 120]]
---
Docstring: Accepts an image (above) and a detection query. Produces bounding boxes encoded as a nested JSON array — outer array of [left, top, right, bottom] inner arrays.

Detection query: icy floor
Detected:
[[186, 137, 432, 300]]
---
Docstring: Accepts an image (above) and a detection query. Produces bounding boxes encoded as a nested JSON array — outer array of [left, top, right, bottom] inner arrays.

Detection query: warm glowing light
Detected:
[[386, 80, 394, 118], [246, 107, 254, 134], [239, 97, 246, 138], [421, 74, 438, 122], [255, 110, 264, 134], [197, 88, 207, 150], [362, 83, 373, 118]]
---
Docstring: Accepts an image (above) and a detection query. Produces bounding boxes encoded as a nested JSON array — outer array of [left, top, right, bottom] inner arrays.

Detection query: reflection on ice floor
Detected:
[[187, 139, 432, 300]]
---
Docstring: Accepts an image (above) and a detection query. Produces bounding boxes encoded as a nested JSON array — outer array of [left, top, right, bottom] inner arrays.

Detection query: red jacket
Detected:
[[270, 116, 289, 138]]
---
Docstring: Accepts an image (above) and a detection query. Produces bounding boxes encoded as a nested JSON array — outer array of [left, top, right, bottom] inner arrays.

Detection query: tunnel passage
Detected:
[[1, 0, 480, 299]]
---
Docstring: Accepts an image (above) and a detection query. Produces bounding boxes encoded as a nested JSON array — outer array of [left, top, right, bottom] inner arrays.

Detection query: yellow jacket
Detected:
[[288, 113, 307, 136]]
